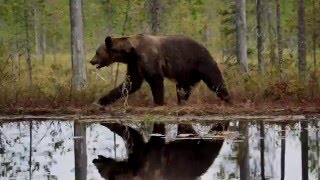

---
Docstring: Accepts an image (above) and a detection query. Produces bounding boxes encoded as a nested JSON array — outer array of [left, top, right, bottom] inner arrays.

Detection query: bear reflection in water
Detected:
[[93, 123, 227, 180]]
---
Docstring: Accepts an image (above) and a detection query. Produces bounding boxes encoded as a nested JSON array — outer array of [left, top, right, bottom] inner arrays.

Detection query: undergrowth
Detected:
[[0, 53, 319, 110]]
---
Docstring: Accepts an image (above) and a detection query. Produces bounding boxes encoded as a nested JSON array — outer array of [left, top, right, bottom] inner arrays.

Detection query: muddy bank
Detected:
[[0, 102, 320, 117], [0, 113, 316, 124]]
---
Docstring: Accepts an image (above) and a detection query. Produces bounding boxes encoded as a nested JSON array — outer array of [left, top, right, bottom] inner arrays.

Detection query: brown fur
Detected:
[[90, 34, 230, 106]]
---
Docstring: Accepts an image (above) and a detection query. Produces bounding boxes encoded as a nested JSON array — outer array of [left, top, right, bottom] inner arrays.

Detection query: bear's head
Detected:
[[93, 155, 134, 179], [90, 36, 134, 69], [92, 155, 116, 178]]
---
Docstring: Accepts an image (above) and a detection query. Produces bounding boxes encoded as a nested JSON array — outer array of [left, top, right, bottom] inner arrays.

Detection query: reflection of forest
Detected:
[[0, 120, 319, 180]]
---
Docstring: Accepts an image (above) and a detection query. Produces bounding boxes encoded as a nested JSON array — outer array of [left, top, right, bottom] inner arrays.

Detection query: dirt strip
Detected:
[[0, 114, 318, 124]]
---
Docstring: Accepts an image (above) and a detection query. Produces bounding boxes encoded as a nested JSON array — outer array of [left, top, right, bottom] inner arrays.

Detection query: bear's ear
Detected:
[[108, 37, 133, 53], [105, 36, 113, 49]]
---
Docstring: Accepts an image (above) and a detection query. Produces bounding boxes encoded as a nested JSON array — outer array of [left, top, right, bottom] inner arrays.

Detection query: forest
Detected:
[[1, 1, 320, 180], [0, 0, 320, 114]]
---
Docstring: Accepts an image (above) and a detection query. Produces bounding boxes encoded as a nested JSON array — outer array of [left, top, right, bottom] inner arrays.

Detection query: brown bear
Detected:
[[90, 34, 230, 106]]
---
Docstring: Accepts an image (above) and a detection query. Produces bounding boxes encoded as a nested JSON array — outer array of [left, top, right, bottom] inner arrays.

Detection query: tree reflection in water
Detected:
[[1, 118, 320, 179]]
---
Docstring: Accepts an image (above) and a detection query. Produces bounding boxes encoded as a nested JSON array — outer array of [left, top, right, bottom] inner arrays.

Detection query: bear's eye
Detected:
[[96, 52, 99, 56]]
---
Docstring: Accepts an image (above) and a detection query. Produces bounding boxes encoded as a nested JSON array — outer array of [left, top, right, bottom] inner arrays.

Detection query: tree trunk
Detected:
[[40, 1, 46, 65], [18, 50, 21, 77], [149, 0, 161, 35], [312, 0, 317, 67], [104, 0, 114, 82], [10, 43, 14, 72], [235, 0, 248, 73], [298, 0, 306, 79], [52, 35, 57, 64], [276, 0, 283, 76], [29, 120, 33, 180], [300, 121, 308, 180], [114, 0, 130, 87], [34, 7, 40, 61], [41, 23, 46, 65], [316, 121, 320, 178], [70, 0, 87, 90], [266, 0, 276, 66], [281, 124, 286, 180], [14, 15, 20, 76], [0, 123, 3, 155], [260, 121, 265, 180], [74, 121, 87, 180], [238, 122, 249, 180], [256, 0, 263, 74], [202, 23, 210, 47], [24, 0, 32, 87]]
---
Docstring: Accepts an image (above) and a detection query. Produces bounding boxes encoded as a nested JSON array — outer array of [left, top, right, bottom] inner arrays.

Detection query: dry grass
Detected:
[[0, 53, 320, 114]]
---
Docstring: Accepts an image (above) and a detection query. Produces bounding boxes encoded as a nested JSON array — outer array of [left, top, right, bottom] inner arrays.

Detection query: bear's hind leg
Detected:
[[146, 75, 164, 106], [176, 84, 191, 105]]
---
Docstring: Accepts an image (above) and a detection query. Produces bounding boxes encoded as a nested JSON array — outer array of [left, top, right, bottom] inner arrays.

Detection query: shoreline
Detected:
[[1, 102, 319, 118]]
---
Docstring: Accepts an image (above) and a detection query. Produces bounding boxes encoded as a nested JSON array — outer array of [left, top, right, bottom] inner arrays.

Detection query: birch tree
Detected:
[[34, 0, 46, 64], [70, 0, 87, 90], [235, 0, 248, 73]]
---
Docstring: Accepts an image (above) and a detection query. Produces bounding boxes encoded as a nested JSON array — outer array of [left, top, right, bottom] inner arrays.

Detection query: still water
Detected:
[[0, 116, 319, 180]]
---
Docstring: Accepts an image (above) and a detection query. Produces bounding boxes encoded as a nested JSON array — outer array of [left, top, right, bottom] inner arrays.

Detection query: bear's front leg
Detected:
[[98, 77, 143, 106], [98, 87, 123, 106]]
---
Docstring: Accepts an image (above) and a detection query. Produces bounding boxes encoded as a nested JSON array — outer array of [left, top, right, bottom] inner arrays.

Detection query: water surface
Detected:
[[0, 115, 319, 180]]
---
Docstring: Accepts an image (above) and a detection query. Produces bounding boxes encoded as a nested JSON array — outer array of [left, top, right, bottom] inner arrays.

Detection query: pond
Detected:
[[0, 115, 319, 180]]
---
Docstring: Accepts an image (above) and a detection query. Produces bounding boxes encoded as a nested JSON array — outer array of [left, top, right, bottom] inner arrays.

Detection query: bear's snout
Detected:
[[90, 57, 104, 69], [90, 58, 97, 65]]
